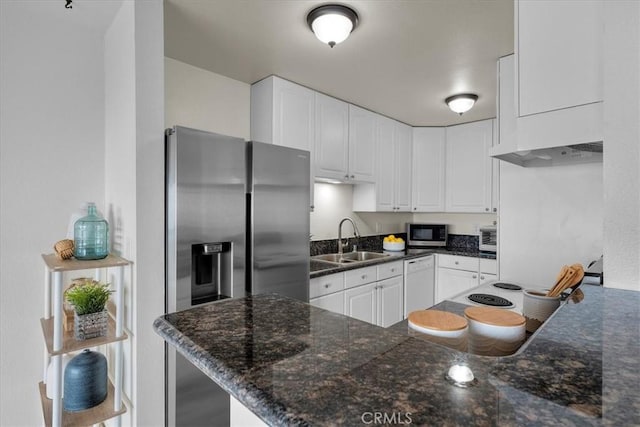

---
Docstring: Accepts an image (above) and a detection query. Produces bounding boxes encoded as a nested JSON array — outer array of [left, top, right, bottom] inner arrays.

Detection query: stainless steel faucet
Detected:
[[338, 217, 361, 256]]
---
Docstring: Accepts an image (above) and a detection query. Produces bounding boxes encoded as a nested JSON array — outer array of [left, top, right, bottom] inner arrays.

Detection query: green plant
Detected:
[[65, 280, 113, 315]]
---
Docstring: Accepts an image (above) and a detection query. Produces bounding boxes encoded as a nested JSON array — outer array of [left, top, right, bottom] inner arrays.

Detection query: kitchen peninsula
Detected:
[[153, 285, 639, 426]]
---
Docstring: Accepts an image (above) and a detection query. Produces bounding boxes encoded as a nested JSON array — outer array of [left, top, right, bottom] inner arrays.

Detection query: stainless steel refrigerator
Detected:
[[165, 125, 310, 426]]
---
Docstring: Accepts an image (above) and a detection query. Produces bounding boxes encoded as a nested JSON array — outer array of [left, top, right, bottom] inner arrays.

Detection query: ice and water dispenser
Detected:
[[191, 242, 232, 305]]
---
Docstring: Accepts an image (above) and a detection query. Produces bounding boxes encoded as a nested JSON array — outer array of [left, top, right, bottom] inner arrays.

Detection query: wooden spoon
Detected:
[[548, 266, 576, 297], [548, 264, 585, 297], [550, 265, 569, 292]]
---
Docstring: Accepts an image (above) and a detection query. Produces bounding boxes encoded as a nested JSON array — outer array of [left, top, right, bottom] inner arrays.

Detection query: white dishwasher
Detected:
[[403, 255, 435, 317]]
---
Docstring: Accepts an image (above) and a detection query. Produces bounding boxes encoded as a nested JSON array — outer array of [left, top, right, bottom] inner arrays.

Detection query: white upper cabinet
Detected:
[[353, 116, 412, 212], [374, 116, 396, 211], [445, 119, 494, 213], [394, 122, 413, 211], [315, 100, 376, 183], [411, 127, 445, 212], [251, 76, 315, 151], [517, 0, 602, 116], [314, 93, 350, 181], [511, 0, 603, 151], [361, 116, 412, 212], [250, 76, 316, 209], [348, 105, 376, 183], [497, 55, 516, 150]]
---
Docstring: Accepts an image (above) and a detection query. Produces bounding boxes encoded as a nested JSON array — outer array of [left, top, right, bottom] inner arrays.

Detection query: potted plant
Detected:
[[65, 280, 113, 340]]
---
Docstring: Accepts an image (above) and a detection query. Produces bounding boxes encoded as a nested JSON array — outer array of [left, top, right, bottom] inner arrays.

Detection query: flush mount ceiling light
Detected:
[[307, 4, 359, 48], [445, 94, 479, 115]]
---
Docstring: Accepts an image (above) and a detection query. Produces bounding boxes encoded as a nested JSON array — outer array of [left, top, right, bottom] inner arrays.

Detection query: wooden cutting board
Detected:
[[464, 306, 526, 327], [408, 310, 468, 331]]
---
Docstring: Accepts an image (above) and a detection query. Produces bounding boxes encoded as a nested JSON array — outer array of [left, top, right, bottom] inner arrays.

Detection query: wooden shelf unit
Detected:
[[40, 253, 131, 427], [38, 381, 126, 427], [40, 315, 127, 355]]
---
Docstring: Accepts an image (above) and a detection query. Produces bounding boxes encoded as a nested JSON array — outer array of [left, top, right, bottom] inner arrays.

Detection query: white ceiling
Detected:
[[164, 0, 514, 127]]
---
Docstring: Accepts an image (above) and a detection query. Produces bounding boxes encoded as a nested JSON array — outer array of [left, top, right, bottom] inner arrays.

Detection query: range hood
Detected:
[[491, 141, 603, 167]]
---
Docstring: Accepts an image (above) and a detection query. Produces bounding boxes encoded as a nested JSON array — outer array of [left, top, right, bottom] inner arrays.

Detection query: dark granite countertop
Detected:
[[154, 285, 639, 426], [310, 248, 496, 279]]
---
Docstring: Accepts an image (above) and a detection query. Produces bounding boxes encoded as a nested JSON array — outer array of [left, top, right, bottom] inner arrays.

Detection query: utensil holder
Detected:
[[523, 289, 561, 333]]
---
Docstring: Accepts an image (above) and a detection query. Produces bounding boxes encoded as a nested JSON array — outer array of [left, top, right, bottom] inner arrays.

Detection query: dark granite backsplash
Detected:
[[447, 234, 479, 251], [310, 233, 408, 256], [311, 233, 478, 255]]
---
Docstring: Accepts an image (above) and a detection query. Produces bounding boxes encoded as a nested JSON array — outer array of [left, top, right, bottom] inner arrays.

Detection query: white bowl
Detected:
[[464, 307, 526, 357], [408, 310, 468, 351], [383, 241, 405, 251]]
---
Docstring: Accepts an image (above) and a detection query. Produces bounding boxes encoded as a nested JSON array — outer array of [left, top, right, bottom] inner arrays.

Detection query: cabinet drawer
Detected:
[[437, 254, 479, 272], [345, 266, 377, 289], [310, 272, 345, 299], [310, 292, 345, 315], [377, 261, 403, 281], [479, 258, 497, 275]]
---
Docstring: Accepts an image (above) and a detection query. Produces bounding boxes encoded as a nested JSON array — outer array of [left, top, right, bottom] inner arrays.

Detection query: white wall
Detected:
[[0, 2, 165, 426], [130, 2, 165, 424], [165, 57, 250, 139], [603, 1, 640, 291], [311, 183, 411, 239], [103, 2, 166, 426], [105, 4, 137, 412], [0, 2, 108, 425], [499, 161, 603, 287]]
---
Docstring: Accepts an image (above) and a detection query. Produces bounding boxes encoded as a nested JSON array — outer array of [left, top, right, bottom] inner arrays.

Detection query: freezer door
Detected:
[[166, 126, 247, 312], [248, 141, 310, 302]]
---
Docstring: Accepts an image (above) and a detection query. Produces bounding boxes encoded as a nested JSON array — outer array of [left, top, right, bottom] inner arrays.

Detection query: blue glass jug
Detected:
[[73, 203, 109, 260]]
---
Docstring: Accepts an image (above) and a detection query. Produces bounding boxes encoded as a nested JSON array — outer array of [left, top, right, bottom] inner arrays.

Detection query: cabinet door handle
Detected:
[[344, 174, 349, 179], [454, 261, 459, 265], [361, 274, 367, 280], [493, 208, 497, 212], [390, 268, 395, 273], [480, 275, 485, 280], [324, 283, 331, 289], [350, 174, 355, 179], [472, 274, 478, 279]]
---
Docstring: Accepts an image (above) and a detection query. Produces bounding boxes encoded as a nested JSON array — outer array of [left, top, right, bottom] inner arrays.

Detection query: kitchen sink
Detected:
[[312, 251, 390, 264]]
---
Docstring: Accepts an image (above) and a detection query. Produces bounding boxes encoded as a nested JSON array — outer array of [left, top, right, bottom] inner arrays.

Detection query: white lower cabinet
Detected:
[[376, 276, 404, 327], [310, 291, 345, 315], [344, 282, 377, 324], [310, 261, 404, 327], [310, 272, 346, 315], [436, 267, 479, 303], [343, 277, 403, 327], [435, 255, 498, 303]]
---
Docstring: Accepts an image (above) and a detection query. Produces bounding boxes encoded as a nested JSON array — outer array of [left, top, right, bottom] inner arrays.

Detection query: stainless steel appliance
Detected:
[[583, 256, 603, 285], [406, 223, 448, 248], [403, 255, 435, 316], [165, 126, 310, 426], [479, 225, 497, 253]]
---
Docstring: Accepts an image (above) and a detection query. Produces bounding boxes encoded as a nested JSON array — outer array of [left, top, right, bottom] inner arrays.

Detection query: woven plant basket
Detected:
[[74, 310, 108, 340]]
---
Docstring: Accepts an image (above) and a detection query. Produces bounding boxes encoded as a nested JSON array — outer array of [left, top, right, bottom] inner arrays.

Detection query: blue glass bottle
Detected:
[[73, 203, 109, 260]]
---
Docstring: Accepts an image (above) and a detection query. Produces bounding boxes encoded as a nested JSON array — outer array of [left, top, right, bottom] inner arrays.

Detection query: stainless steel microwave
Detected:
[[406, 223, 448, 248]]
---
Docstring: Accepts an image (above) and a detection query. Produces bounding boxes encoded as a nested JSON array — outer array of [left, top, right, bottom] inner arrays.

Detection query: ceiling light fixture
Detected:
[[307, 4, 359, 48], [445, 94, 479, 115]]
